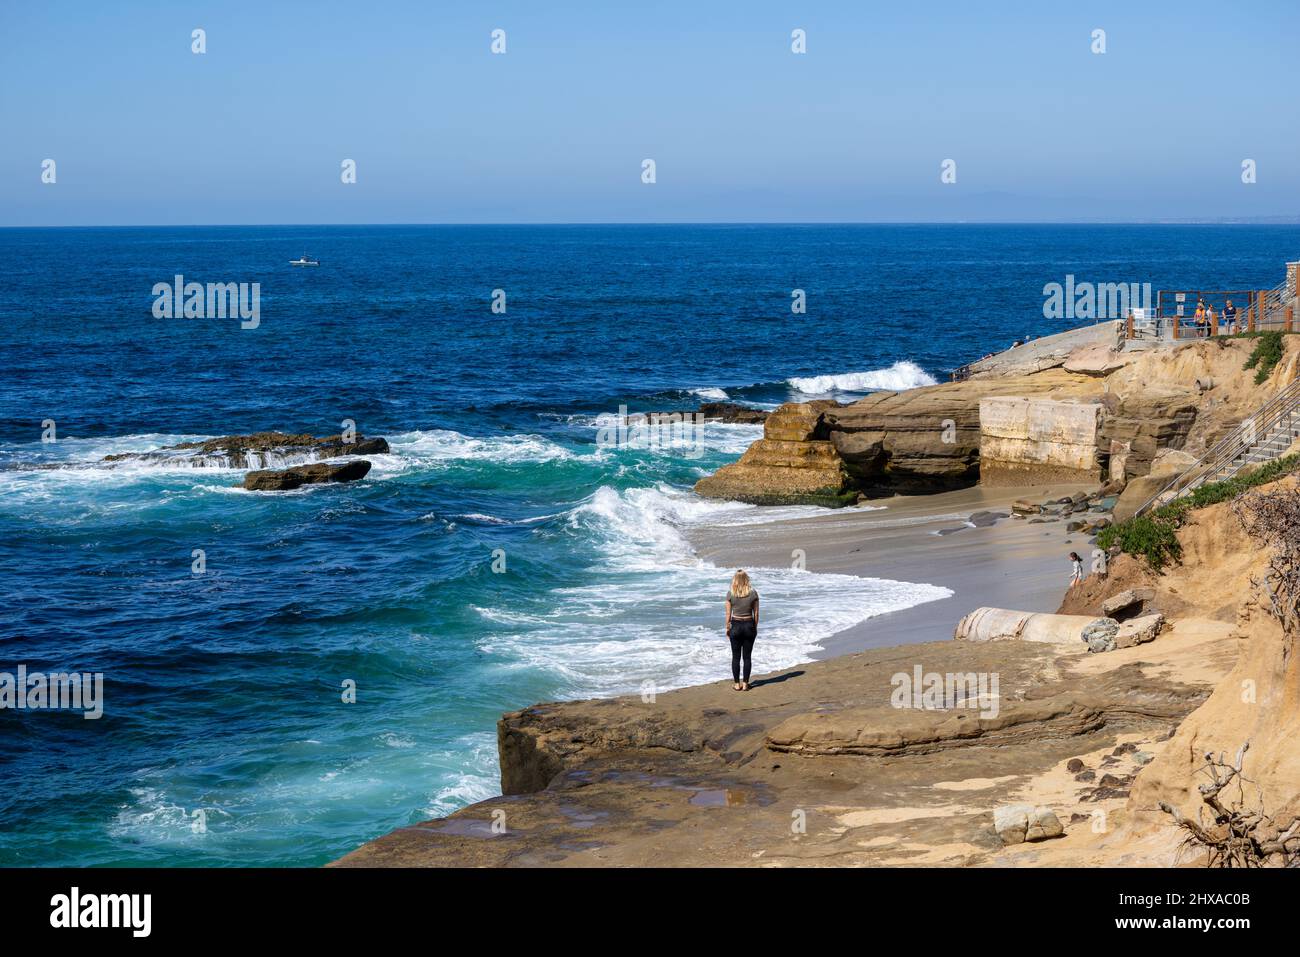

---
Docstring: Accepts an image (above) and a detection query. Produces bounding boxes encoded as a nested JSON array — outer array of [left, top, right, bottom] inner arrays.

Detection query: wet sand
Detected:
[[687, 483, 1100, 658]]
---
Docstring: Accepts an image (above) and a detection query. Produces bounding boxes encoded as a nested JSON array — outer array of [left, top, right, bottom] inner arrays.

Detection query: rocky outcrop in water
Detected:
[[693, 401, 856, 506], [103, 431, 389, 469], [242, 459, 372, 491], [694, 402, 769, 425]]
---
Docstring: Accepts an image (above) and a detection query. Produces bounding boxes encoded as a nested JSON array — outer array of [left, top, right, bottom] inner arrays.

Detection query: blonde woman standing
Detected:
[[725, 570, 760, 691]]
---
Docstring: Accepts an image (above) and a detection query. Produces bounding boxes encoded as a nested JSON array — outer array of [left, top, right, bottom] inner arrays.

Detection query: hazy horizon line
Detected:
[[6, 218, 1300, 230]]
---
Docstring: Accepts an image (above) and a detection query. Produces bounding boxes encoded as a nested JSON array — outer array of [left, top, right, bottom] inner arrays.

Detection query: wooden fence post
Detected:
[[1287, 307, 1294, 334]]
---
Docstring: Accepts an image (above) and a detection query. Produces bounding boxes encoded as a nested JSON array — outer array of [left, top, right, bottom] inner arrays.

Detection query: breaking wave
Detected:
[[788, 360, 937, 395]]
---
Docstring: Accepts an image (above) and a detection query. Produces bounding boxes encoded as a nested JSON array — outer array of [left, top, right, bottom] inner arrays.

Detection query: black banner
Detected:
[[0, 866, 1281, 942]]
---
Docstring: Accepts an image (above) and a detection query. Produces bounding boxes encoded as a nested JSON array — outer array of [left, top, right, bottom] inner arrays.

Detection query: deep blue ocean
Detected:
[[1, 223, 1296, 866]]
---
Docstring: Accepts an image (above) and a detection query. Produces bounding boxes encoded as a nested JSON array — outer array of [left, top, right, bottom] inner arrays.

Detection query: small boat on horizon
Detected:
[[289, 253, 320, 267]]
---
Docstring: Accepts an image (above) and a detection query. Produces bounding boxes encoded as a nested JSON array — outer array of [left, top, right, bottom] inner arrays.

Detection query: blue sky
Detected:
[[2, 0, 1298, 225]]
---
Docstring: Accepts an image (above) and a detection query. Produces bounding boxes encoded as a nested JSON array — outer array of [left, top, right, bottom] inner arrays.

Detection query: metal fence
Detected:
[[1127, 282, 1295, 340]]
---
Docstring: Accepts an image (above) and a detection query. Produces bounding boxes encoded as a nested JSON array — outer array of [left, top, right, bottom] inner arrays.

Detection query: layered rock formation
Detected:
[[1098, 391, 1198, 483], [695, 336, 1298, 506], [331, 454, 1300, 870], [333, 472, 1300, 869], [964, 321, 1124, 378], [693, 401, 856, 506], [695, 369, 1102, 504]]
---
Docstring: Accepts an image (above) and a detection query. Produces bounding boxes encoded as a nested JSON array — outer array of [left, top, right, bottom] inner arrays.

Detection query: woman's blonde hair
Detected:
[[730, 569, 751, 598]]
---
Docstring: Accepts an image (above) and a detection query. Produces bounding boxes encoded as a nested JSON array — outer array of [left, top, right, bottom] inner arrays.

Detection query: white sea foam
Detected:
[[425, 734, 500, 817], [476, 483, 950, 697], [689, 387, 730, 400], [365, 429, 578, 476], [455, 512, 514, 525], [788, 360, 937, 395]]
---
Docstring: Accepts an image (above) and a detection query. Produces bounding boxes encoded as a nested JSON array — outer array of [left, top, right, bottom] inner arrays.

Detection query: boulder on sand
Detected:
[[243, 460, 372, 491], [1114, 613, 1165, 648], [1101, 588, 1155, 620], [993, 804, 1064, 845], [1082, 618, 1121, 653]]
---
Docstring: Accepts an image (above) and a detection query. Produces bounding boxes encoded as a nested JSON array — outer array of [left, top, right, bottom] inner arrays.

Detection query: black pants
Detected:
[[728, 619, 757, 683]]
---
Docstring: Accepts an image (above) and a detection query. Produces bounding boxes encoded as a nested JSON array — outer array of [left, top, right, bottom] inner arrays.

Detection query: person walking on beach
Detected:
[[1068, 551, 1084, 587], [725, 569, 759, 691]]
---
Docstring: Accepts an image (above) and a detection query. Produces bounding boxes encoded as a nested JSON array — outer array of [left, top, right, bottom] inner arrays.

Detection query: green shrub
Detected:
[[1096, 511, 1183, 571], [1101, 452, 1300, 571], [1243, 330, 1284, 384]]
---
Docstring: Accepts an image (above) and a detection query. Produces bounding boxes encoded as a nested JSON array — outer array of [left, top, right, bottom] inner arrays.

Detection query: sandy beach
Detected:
[[688, 482, 1097, 657]]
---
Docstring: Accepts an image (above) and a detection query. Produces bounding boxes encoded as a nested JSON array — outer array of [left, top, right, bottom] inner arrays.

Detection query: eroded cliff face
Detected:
[[978, 396, 1105, 486], [1119, 482, 1300, 853], [695, 370, 1103, 503], [1059, 477, 1300, 863], [694, 337, 1300, 506]]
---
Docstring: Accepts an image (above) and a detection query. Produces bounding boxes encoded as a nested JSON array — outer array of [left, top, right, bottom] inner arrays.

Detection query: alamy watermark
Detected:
[[152, 274, 260, 329], [1, 665, 103, 719], [50, 887, 150, 937], [1043, 275, 1152, 321], [890, 665, 999, 719], [595, 406, 706, 458]]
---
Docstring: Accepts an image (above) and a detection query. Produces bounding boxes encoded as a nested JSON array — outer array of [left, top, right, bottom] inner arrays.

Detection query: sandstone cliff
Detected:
[[696, 336, 1300, 506], [696, 369, 1104, 503]]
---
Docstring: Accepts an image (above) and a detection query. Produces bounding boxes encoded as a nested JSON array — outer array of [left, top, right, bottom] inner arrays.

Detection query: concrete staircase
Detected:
[[1136, 374, 1300, 516]]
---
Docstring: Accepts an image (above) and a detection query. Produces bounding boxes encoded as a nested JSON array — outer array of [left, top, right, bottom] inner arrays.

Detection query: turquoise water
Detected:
[[1, 223, 1296, 866]]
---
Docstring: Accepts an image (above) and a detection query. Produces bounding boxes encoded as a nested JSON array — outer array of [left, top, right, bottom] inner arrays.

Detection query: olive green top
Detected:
[[727, 590, 759, 618]]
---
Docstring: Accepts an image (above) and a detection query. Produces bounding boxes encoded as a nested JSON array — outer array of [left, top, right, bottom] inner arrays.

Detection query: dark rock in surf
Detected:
[[103, 431, 390, 468], [696, 402, 769, 425], [242, 459, 372, 491]]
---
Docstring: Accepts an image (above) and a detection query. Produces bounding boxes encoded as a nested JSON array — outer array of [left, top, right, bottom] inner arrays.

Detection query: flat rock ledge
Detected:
[[331, 626, 1232, 868]]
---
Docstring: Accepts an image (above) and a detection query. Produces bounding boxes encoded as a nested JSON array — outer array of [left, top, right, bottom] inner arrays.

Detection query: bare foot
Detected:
[[732, 682, 742, 691]]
